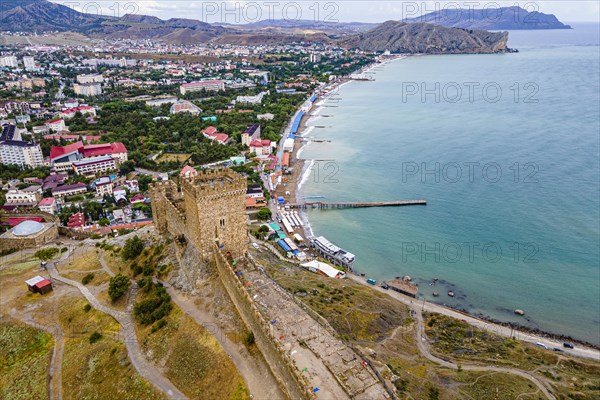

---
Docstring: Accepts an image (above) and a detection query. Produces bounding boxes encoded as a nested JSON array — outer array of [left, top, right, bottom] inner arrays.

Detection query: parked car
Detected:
[[535, 342, 548, 350], [366, 278, 377, 285], [563, 342, 574, 349], [380, 282, 389, 290], [553, 348, 564, 352]]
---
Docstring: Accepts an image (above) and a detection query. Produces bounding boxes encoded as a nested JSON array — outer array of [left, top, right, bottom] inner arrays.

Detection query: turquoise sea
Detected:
[[299, 24, 600, 345]]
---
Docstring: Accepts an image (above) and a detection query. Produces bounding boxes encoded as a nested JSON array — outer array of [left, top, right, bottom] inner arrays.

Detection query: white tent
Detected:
[[301, 260, 346, 279]]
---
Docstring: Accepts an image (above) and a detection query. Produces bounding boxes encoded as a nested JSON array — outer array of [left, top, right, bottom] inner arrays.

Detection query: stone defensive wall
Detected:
[[212, 246, 315, 400]]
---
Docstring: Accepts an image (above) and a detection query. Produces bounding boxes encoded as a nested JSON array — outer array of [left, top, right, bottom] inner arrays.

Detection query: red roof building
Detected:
[[67, 212, 86, 229]]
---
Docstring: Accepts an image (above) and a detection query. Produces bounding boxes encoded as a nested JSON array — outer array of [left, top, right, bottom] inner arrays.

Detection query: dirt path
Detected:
[[411, 306, 557, 400], [47, 254, 187, 400], [164, 287, 286, 400], [17, 318, 63, 400]]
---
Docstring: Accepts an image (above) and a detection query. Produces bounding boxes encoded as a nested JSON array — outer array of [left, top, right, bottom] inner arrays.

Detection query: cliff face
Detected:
[[338, 21, 511, 54]]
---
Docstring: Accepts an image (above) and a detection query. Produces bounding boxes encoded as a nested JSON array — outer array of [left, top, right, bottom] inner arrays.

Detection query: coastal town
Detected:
[[1, 3, 599, 400]]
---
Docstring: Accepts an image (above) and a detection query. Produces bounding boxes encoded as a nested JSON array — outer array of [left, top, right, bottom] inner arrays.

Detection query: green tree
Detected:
[[108, 274, 131, 301], [257, 207, 272, 221], [122, 236, 144, 260], [34, 247, 59, 261], [98, 218, 110, 226]]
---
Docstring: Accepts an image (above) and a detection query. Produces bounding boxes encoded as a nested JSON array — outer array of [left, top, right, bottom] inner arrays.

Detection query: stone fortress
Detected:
[[150, 168, 388, 400], [150, 168, 248, 258]]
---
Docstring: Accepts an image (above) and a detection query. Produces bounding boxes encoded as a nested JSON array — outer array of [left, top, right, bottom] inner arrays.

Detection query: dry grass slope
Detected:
[[0, 320, 53, 400]]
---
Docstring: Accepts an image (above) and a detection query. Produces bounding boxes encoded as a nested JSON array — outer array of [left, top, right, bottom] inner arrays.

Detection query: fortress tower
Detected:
[[150, 168, 247, 258]]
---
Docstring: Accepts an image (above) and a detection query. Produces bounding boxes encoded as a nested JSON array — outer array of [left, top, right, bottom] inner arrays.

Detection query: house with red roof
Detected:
[[60, 105, 96, 119], [180, 165, 198, 178], [50, 141, 128, 172], [129, 193, 145, 205], [37, 197, 57, 214], [45, 119, 66, 132], [202, 126, 229, 145], [67, 212, 86, 229], [249, 139, 274, 156]]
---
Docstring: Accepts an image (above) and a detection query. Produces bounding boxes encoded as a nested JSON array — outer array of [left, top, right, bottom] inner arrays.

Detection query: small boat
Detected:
[[514, 309, 525, 316], [448, 291, 455, 297], [432, 292, 439, 297]]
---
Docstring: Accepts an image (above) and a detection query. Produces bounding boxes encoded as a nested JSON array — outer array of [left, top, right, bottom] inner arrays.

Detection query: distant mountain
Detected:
[[0, 0, 106, 32], [222, 19, 376, 34], [339, 21, 511, 54], [405, 6, 571, 30], [0, 0, 515, 52]]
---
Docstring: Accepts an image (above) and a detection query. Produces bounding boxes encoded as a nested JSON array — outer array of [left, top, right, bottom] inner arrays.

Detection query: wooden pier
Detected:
[[290, 200, 427, 209]]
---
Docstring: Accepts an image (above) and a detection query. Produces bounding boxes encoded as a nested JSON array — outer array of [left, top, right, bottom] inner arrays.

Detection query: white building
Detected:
[[180, 80, 225, 95], [95, 176, 113, 196], [45, 119, 66, 132], [76, 74, 104, 84], [0, 56, 18, 68], [74, 83, 102, 97], [0, 125, 44, 167], [72, 156, 116, 176], [236, 91, 269, 105], [5, 186, 42, 206], [23, 56, 36, 71], [38, 197, 57, 214]]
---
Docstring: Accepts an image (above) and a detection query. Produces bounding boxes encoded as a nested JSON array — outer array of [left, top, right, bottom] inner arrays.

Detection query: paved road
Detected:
[[47, 254, 187, 399]]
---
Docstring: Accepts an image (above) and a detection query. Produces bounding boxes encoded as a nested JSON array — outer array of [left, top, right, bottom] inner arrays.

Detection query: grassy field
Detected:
[[260, 252, 409, 342], [137, 306, 249, 400], [58, 296, 165, 400], [0, 320, 53, 400], [156, 153, 192, 164]]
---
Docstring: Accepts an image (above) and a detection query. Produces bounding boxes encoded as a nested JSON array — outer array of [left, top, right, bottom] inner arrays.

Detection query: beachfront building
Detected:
[[180, 80, 225, 95], [309, 236, 355, 268], [302, 260, 346, 279], [249, 139, 274, 156]]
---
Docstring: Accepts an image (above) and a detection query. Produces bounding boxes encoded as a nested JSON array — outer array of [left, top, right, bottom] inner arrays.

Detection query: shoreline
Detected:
[[274, 55, 600, 350]]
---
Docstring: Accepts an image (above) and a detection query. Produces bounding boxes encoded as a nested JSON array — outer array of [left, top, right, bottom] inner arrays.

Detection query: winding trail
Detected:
[[98, 250, 115, 277], [411, 305, 556, 400], [47, 253, 187, 399]]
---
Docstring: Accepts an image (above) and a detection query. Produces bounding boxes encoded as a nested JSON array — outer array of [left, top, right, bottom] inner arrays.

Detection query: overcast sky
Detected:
[[53, 1, 600, 24]]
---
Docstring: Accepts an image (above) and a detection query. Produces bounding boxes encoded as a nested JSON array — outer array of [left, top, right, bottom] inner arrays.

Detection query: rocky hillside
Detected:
[[339, 21, 511, 54], [406, 6, 571, 30], [0, 0, 106, 32]]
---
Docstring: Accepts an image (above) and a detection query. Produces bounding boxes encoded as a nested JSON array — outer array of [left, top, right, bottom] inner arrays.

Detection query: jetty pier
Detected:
[[290, 200, 427, 209]]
